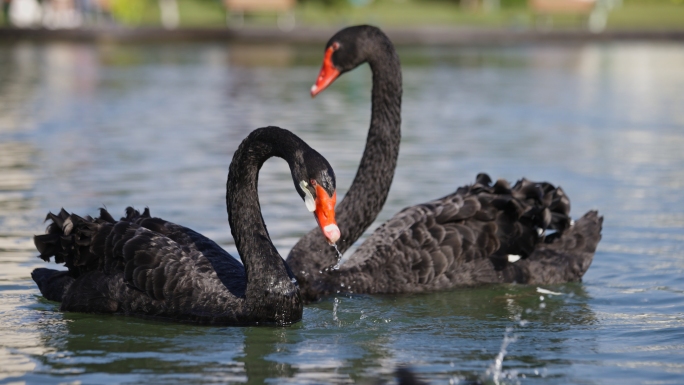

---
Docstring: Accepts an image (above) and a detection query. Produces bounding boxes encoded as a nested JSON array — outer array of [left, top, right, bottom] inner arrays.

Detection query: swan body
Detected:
[[32, 126, 339, 325], [287, 25, 602, 301]]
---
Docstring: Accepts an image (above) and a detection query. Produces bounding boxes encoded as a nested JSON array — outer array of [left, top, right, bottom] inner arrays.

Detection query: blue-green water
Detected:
[[0, 41, 683, 384]]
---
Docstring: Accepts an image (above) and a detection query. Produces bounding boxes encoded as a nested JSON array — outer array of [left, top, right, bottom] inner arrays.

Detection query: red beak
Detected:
[[311, 45, 340, 97], [314, 184, 340, 244]]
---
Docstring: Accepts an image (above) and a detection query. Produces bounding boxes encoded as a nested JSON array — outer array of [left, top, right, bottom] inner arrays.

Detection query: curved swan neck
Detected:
[[286, 30, 402, 301], [335, 36, 402, 251], [226, 127, 304, 316]]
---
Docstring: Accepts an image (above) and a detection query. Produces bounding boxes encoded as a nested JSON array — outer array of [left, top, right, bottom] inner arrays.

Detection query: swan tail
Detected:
[[532, 210, 603, 281], [31, 268, 74, 302], [32, 207, 158, 304], [33, 208, 125, 279], [470, 175, 602, 283]]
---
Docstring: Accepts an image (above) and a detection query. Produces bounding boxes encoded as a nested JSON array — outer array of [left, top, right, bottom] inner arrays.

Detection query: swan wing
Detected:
[[121, 208, 245, 274], [117, 222, 247, 301], [343, 174, 592, 291]]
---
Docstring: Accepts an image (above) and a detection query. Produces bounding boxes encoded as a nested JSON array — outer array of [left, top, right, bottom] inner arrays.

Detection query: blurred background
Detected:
[[1, 0, 683, 33]]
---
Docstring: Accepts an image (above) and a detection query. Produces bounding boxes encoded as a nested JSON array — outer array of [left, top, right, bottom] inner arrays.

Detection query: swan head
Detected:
[[300, 180, 340, 245], [311, 25, 389, 97], [295, 154, 340, 245]]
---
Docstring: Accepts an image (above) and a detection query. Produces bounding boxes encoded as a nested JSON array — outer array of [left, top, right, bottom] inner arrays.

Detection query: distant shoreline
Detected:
[[1, 26, 683, 45]]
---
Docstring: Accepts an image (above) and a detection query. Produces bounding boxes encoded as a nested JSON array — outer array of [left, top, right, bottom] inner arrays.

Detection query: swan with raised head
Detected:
[[32, 126, 340, 325], [287, 25, 602, 301]]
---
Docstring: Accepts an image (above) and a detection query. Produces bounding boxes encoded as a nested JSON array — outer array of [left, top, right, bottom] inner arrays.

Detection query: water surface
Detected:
[[0, 40, 683, 384]]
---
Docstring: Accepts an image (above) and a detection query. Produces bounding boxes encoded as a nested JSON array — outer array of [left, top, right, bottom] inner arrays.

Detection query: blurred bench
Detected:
[[530, 0, 596, 14], [529, 0, 608, 32], [224, 0, 295, 13], [224, 0, 296, 31]]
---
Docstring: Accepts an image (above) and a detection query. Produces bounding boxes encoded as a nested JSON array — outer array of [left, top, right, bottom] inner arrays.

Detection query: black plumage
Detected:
[[32, 126, 338, 325], [287, 25, 603, 301]]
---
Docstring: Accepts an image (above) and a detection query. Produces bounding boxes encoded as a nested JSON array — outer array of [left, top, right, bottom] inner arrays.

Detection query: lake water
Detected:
[[0, 40, 683, 384]]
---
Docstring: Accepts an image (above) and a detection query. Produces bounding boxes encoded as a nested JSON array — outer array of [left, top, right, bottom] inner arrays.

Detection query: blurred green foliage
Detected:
[[106, 0, 225, 26], [110, 0, 150, 24]]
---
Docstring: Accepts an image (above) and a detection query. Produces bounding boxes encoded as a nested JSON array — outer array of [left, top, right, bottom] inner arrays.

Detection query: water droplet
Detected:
[[332, 297, 340, 325], [326, 243, 343, 270]]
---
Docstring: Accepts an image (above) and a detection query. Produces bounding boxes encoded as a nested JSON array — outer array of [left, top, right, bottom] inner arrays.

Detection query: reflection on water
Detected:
[[21, 286, 595, 384], [0, 41, 683, 384]]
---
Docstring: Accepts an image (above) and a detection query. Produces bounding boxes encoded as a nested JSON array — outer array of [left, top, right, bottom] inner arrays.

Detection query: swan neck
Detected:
[[226, 127, 302, 317], [335, 44, 402, 251], [286, 39, 402, 302]]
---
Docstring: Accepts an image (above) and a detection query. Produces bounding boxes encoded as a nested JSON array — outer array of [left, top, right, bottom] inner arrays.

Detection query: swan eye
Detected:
[[299, 180, 316, 212], [331, 42, 340, 50], [310, 179, 317, 186]]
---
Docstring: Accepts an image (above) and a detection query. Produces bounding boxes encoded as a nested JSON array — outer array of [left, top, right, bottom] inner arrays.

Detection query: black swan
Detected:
[[31, 126, 340, 325], [287, 25, 602, 301]]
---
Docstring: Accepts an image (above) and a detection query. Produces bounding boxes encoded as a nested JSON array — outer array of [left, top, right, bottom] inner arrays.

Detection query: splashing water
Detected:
[[484, 327, 518, 385], [323, 244, 344, 271], [332, 244, 343, 269], [332, 297, 341, 326]]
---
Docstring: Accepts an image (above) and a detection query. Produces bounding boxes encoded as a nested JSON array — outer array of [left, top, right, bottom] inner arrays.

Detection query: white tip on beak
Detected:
[[324, 224, 340, 244]]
